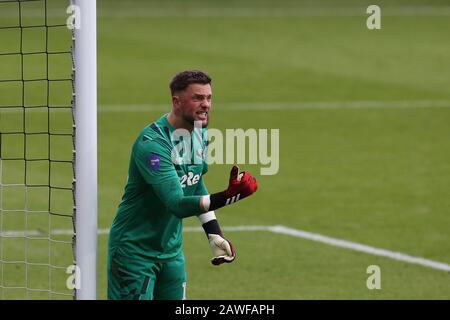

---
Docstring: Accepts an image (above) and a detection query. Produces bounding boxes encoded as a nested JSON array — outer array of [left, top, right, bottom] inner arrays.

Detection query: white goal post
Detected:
[[73, 0, 98, 300]]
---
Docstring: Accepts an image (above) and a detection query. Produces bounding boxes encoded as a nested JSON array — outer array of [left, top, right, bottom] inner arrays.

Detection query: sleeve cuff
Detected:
[[200, 194, 211, 212], [197, 210, 216, 224]]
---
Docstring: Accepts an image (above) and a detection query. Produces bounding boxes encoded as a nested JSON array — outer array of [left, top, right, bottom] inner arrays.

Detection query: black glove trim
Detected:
[[202, 219, 223, 237]]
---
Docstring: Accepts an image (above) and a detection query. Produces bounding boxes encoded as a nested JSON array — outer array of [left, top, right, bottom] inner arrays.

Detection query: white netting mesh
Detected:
[[0, 0, 75, 299]]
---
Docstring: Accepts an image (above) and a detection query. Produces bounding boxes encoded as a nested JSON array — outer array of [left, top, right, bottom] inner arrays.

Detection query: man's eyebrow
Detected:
[[192, 93, 212, 98]]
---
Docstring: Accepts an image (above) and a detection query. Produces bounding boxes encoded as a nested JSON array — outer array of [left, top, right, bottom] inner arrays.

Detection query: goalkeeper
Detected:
[[107, 70, 258, 300]]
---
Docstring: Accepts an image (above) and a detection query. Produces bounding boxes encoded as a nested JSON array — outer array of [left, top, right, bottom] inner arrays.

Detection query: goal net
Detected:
[[0, 0, 97, 300]]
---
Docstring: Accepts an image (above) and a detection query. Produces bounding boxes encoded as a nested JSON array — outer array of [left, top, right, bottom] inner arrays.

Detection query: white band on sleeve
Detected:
[[197, 210, 216, 224], [200, 194, 211, 212]]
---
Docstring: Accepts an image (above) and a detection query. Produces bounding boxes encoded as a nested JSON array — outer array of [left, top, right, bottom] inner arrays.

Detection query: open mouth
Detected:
[[196, 111, 208, 120]]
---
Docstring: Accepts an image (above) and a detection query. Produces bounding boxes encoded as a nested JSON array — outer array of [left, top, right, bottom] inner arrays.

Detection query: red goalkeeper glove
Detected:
[[224, 165, 258, 204], [201, 166, 258, 212]]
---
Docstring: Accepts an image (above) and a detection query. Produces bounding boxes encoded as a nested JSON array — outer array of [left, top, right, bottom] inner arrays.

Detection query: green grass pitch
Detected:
[[0, 0, 450, 299]]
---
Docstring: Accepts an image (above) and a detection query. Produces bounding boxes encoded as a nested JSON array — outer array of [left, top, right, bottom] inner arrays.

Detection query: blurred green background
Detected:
[[0, 0, 449, 299]]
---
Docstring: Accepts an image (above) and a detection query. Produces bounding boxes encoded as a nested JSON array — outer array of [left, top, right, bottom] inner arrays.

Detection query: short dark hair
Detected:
[[169, 70, 212, 95]]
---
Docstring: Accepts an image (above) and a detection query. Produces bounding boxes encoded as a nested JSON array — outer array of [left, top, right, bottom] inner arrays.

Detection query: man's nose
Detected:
[[200, 99, 210, 108]]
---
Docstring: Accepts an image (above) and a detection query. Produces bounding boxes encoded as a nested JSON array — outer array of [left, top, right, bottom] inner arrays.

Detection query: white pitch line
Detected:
[[2, 100, 449, 114], [97, 100, 450, 113], [0, 226, 268, 237], [267, 225, 450, 273], [0, 225, 450, 272], [2, 224, 449, 272]]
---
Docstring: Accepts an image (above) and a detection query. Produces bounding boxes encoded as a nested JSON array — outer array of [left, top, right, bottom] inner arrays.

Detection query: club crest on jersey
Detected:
[[147, 153, 161, 171]]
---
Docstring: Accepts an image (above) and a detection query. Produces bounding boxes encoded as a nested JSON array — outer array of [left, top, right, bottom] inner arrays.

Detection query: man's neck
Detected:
[[167, 111, 194, 132]]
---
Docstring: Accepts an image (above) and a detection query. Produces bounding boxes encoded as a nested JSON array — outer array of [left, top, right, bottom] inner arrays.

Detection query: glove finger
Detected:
[[229, 165, 239, 183], [211, 254, 235, 266], [242, 172, 256, 184], [240, 171, 250, 181], [223, 255, 235, 263], [221, 239, 233, 256], [211, 256, 226, 266], [227, 239, 236, 257]]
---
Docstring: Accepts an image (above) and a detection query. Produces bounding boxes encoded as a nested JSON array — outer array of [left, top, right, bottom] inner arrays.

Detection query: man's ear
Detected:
[[172, 95, 180, 109]]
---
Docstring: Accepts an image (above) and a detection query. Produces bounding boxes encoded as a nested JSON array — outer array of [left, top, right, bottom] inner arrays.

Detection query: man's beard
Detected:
[[181, 110, 209, 128]]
